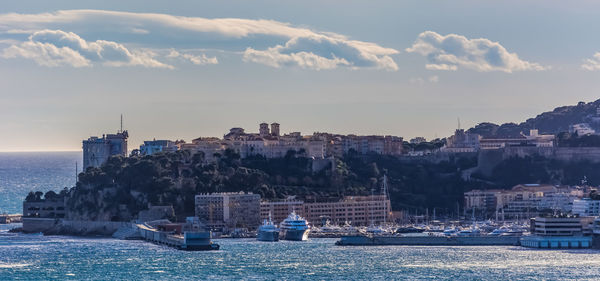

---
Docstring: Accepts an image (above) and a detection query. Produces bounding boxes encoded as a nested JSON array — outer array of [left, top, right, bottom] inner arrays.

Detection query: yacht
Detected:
[[442, 227, 459, 236], [456, 228, 481, 237], [280, 212, 310, 241], [257, 215, 279, 242]]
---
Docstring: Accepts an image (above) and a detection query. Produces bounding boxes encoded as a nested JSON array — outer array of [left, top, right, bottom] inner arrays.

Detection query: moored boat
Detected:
[[280, 212, 310, 241], [257, 214, 279, 242]]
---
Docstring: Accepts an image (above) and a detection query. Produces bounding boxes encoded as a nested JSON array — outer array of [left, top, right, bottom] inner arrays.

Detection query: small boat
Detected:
[[257, 214, 279, 242]]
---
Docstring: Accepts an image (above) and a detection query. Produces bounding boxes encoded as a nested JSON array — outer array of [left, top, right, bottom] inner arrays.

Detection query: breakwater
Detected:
[[336, 235, 521, 246], [22, 218, 131, 236]]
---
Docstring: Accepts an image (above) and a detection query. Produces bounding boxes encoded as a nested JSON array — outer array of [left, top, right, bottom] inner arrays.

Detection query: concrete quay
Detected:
[[336, 235, 521, 246]]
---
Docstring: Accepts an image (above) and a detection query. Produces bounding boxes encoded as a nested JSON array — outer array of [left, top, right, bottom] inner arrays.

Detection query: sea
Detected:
[[1, 152, 600, 280]]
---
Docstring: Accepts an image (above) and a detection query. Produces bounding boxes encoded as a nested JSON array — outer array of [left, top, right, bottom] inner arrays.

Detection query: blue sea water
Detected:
[[1, 152, 600, 280], [0, 152, 81, 214]]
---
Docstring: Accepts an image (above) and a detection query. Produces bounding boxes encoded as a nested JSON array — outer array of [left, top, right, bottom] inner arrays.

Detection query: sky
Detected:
[[2, 1, 600, 151]]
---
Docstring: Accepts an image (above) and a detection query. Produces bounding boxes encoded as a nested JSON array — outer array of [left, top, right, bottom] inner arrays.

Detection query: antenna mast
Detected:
[[383, 174, 388, 225], [120, 114, 123, 133]]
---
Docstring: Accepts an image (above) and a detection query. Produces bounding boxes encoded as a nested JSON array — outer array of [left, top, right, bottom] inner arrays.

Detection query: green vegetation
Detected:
[[472, 155, 600, 188], [468, 99, 600, 138], [62, 149, 481, 221]]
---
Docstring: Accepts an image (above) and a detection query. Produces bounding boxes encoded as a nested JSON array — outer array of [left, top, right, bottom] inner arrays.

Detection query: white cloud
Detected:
[[243, 35, 397, 70], [1, 29, 172, 68], [582, 52, 600, 71], [409, 75, 439, 85], [406, 31, 546, 73], [167, 49, 218, 65], [0, 10, 398, 70]]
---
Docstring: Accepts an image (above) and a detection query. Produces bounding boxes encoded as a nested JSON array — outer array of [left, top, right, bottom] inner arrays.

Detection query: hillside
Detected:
[[468, 99, 600, 138]]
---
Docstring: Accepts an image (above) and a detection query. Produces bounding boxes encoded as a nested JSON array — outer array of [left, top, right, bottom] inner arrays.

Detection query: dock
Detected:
[[132, 223, 219, 251]]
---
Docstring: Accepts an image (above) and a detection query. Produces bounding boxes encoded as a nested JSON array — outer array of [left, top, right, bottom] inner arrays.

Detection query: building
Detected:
[[195, 192, 261, 230], [181, 123, 326, 161], [83, 131, 128, 169], [572, 198, 600, 216], [521, 216, 593, 248], [179, 137, 224, 163], [260, 197, 305, 224], [139, 140, 178, 155], [303, 195, 392, 226], [531, 217, 584, 236], [260, 195, 392, 227], [464, 184, 583, 219], [442, 129, 480, 153], [479, 130, 554, 150], [570, 123, 596, 136], [259, 123, 270, 137], [23, 197, 66, 218], [270, 123, 280, 137]]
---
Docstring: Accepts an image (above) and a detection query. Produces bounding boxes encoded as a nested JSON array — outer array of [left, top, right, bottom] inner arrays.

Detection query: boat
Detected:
[[257, 214, 279, 242], [456, 228, 481, 237], [396, 226, 425, 234], [280, 212, 310, 241]]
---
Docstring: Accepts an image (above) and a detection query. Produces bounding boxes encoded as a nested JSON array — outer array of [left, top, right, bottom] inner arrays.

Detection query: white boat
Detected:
[[442, 228, 459, 236], [257, 214, 279, 242], [456, 228, 481, 237], [279, 212, 310, 241]]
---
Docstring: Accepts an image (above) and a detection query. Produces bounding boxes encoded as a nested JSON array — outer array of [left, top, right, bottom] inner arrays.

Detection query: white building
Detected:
[[442, 129, 480, 153], [572, 199, 600, 216], [569, 123, 596, 136], [139, 139, 178, 155], [82, 131, 128, 169], [195, 192, 261, 230]]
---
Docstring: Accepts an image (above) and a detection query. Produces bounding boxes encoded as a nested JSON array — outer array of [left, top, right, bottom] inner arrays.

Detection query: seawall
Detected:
[[22, 218, 131, 236], [477, 146, 600, 176]]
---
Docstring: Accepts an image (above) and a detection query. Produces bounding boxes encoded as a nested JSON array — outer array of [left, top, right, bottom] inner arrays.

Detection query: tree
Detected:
[[34, 191, 44, 201], [44, 190, 58, 200], [25, 192, 36, 202]]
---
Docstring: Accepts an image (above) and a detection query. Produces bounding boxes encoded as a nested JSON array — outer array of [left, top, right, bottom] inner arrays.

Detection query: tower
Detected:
[[259, 123, 269, 137], [270, 122, 280, 137]]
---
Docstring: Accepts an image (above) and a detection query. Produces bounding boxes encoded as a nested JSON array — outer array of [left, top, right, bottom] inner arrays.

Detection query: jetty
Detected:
[[112, 218, 219, 251]]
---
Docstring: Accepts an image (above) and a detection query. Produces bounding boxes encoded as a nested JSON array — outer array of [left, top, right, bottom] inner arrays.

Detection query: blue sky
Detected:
[[2, 1, 600, 151]]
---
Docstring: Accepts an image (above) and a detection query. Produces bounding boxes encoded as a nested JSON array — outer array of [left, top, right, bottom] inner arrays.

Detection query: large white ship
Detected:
[[280, 212, 310, 241]]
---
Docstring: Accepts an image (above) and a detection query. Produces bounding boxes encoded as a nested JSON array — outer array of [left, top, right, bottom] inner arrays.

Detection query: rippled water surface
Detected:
[[0, 152, 81, 214], [2, 153, 600, 280], [0, 228, 600, 280]]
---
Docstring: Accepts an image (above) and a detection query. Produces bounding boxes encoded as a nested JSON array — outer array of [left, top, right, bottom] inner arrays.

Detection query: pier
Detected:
[[132, 223, 219, 251]]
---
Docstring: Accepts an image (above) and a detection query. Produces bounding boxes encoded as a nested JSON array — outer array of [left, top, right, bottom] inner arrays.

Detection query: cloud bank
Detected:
[[0, 9, 398, 70], [2, 29, 171, 68], [243, 35, 398, 70], [406, 31, 546, 73], [582, 52, 600, 71]]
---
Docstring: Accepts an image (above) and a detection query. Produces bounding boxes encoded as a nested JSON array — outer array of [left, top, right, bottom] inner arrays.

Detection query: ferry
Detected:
[[257, 215, 279, 242], [280, 212, 310, 241]]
